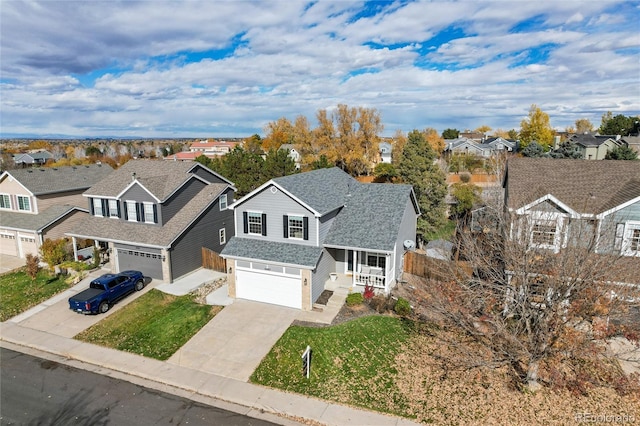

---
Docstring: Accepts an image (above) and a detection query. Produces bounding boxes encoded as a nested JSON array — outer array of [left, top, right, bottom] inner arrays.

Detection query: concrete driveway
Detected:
[[0, 254, 25, 274], [11, 272, 156, 338], [167, 300, 298, 382]]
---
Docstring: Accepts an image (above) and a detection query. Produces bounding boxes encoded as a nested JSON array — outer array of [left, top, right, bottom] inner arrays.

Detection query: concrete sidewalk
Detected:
[[0, 322, 419, 426]]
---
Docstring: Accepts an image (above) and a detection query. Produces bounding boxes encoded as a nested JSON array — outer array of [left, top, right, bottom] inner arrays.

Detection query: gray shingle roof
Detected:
[[0, 204, 83, 232], [271, 167, 357, 215], [3, 164, 114, 195], [84, 160, 206, 200], [221, 237, 323, 268], [323, 183, 416, 251], [67, 183, 228, 247], [505, 158, 640, 215]]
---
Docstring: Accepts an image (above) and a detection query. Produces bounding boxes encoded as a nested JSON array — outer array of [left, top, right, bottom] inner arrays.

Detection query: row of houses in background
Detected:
[[1, 156, 638, 310], [444, 133, 640, 160]]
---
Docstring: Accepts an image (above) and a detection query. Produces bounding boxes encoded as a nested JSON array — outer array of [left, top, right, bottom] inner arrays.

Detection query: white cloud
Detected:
[[0, 0, 638, 137]]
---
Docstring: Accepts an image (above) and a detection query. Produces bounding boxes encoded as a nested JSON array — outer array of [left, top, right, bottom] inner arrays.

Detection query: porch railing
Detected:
[[354, 272, 386, 289]]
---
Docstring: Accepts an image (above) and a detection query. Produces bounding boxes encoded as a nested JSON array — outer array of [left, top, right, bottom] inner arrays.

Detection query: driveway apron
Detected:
[[167, 300, 298, 382], [11, 272, 156, 338]]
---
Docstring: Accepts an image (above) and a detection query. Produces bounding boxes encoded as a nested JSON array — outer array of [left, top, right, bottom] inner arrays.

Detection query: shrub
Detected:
[[363, 284, 375, 300], [40, 238, 70, 269], [460, 172, 471, 183], [369, 294, 390, 313], [394, 297, 411, 316], [25, 254, 40, 280], [346, 292, 364, 306]]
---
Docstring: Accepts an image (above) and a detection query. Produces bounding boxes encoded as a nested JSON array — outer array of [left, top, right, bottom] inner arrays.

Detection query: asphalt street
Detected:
[[0, 347, 278, 426]]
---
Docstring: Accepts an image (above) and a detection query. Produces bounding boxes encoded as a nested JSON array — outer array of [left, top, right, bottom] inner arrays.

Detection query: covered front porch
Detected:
[[325, 248, 395, 293]]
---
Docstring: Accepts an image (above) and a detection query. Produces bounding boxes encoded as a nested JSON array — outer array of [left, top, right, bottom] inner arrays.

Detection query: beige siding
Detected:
[[37, 191, 87, 210], [42, 210, 89, 241], [0, 176, 32, 212]]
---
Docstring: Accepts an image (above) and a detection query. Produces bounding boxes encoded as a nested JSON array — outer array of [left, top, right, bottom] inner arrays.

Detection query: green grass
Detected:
[[0, 269, 72, 322], [251, 315, 416, 416], [424, 219, 457, 242], [75, 289, 221, 360]]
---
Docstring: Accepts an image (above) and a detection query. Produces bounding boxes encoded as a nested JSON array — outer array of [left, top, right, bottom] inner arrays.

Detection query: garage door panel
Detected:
[[0, 233, 17, 256], [117, 249, 163, 280], [236, 270, 301, 309]]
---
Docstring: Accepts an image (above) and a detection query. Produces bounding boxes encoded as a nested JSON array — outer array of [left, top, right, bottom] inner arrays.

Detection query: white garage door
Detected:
[[0, 233, 18, 256], [236, 269, 302, 309], [18, 234, 38, 258]]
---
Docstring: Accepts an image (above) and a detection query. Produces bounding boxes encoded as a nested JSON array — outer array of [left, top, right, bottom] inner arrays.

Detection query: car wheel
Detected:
[[135, 280, 145, 291], [98, 301, 110, 314]]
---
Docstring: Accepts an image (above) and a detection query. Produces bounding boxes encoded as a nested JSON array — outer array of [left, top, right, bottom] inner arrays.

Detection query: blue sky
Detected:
[[1, 1, 638, 138]]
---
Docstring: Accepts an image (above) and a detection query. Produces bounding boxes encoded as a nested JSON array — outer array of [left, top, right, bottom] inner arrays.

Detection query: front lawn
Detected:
[[251, 315, 416, 417], [0, 269, 72, 322], [75, 289, 221, 360]]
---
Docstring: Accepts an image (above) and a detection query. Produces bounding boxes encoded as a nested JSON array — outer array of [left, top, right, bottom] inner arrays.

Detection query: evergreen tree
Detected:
[[397, 130, 447, 241]]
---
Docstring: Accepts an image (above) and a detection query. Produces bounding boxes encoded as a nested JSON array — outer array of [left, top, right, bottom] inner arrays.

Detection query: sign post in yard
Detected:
[[302, 345, 312, 379]]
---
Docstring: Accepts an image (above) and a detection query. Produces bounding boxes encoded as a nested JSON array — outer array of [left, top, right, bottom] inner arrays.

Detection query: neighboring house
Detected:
[[187, 140, 240, 158], [220, 167, 420, 310], [620, 136, 640, 156], [0, 164, 114, 258], [13, 151, 54, 167], [445, 137, 516, 158], [504, 158, 640, 262], [278, 144, 302, 169], [164, 151, 201, 161], [482, 137, 517, 154], [460, 131, 486, 142], [379, 141, 392, 163], [567, 133, 625, 160], [66, 160, 236, 282]]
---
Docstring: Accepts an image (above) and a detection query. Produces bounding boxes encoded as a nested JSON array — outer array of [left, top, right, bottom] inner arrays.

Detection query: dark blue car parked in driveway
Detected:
[[68, 270, 145, 314]]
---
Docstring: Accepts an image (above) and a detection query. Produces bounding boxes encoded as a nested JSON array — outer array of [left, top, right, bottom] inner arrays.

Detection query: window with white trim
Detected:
[[288, 216, 304, 239], [92, 198, 103, 217], [126, 201, 137, 222], [366, 253, 386, 270], [108, 199, 119, 218], [17, 196, 31, 212], [143, 202, 155, 223], [219, 228, 226, 244], [526, 212, 565, 252], [531, 221, 556, 246], [0, 194, 10, 209], [622, 222, 640, 257], [219, 194, 227, 210], [248, 212, 262, 235]]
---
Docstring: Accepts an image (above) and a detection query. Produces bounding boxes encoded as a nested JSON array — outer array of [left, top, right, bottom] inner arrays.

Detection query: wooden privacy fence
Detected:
[[202, 247, 227, 272], [404, 251, 472, 281]]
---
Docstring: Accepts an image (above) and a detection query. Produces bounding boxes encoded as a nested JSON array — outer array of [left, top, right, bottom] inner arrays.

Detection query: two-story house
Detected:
[[66, 160, 235, 282], [567, 133, 625, 160], [504, 158, 640, 263], [220, 167, 420, 310], [0, 164, 114, 258], [278, 144, 302, 169]]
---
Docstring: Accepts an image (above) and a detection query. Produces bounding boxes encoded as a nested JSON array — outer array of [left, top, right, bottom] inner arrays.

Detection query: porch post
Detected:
[[72, 236, 78, 261]]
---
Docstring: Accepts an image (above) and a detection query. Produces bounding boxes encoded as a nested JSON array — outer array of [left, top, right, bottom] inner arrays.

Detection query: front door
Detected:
[[346, 250, 354, 274]]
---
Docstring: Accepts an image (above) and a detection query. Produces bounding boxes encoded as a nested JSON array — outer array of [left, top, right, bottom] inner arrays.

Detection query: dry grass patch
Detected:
[[394, 329, 640, 425]]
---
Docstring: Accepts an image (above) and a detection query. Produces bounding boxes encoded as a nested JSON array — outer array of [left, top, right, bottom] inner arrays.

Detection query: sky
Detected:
[[1, 1, 639, 139]]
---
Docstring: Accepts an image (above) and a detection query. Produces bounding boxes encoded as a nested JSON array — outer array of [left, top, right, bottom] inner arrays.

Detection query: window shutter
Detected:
[[123, 201, 128, 220], [243, 212, 248, 234], [283, 215, 289, 238], [136, 203, 141, 222], [116, 201, 121, 218], [89, 198, 94, 215], [102, 199, 109, 217], [153, 204, 158, 223], [261, 213, 267, 236], [303, 217, 309, 240]]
